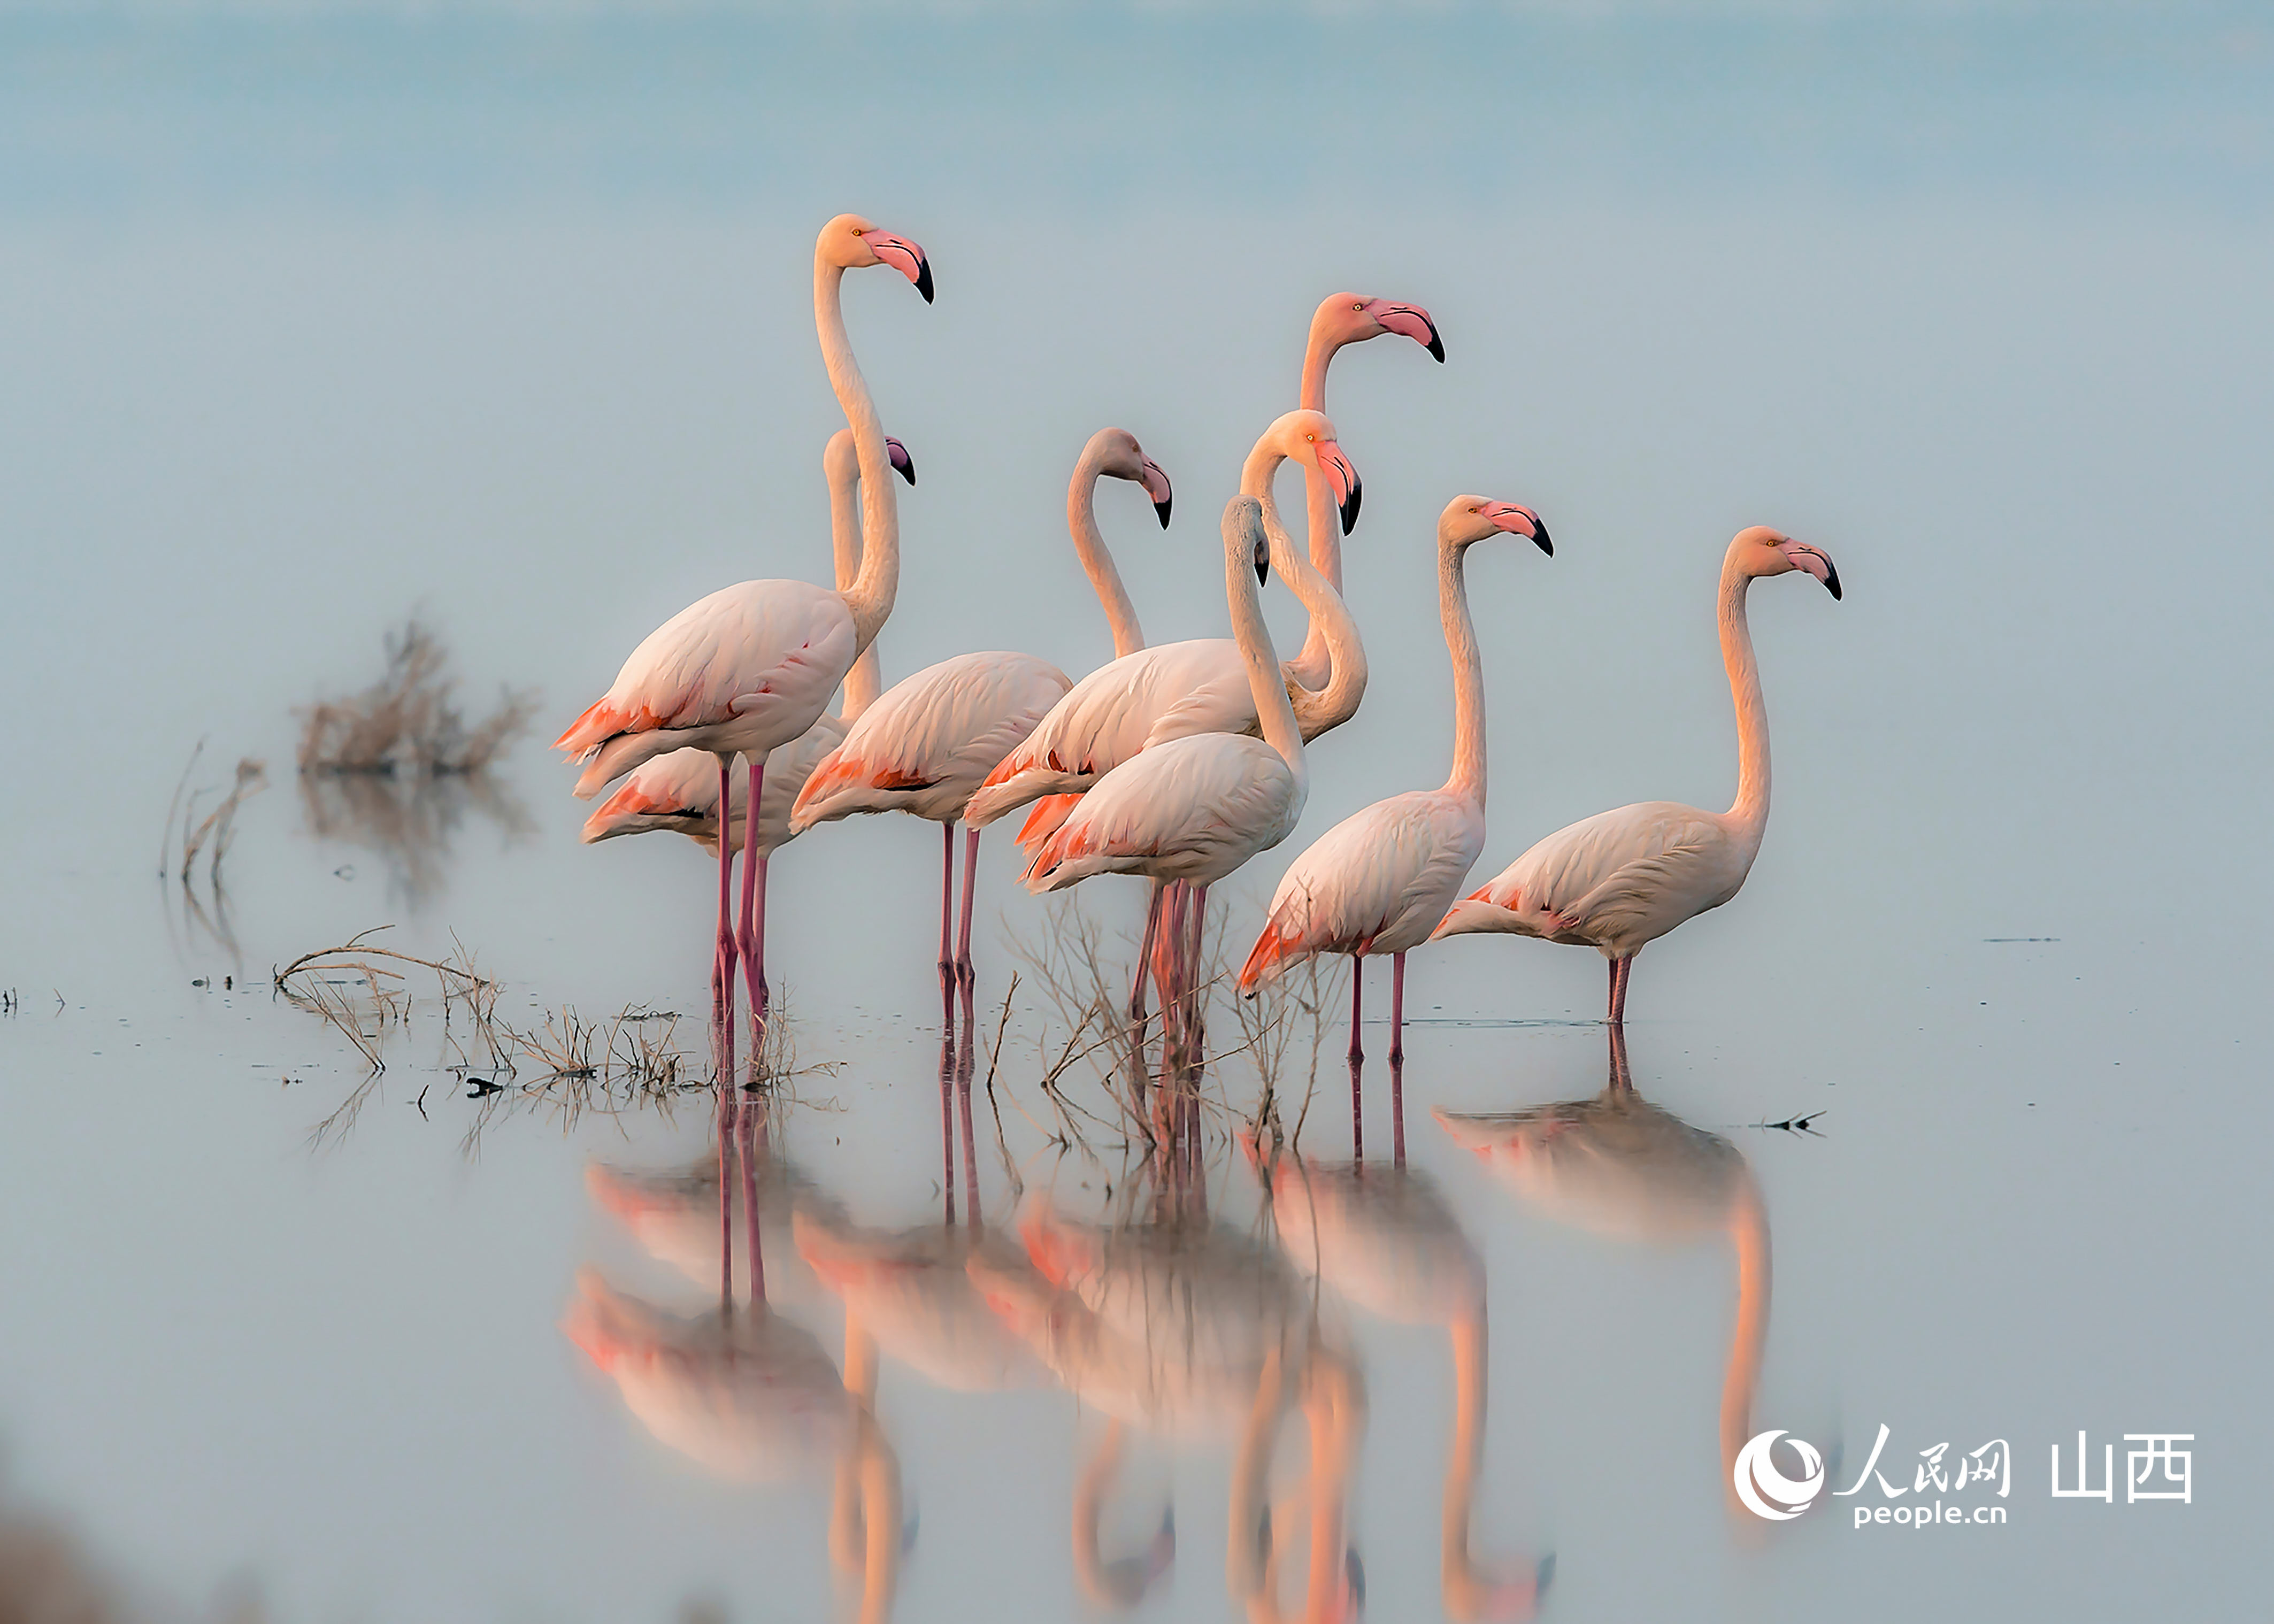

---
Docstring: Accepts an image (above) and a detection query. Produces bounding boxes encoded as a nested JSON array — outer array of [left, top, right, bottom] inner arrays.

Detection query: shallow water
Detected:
[[2, 9, 2269, 1622]]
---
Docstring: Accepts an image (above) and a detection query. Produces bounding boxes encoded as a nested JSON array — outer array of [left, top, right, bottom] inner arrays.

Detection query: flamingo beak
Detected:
[[1780, 539, 1841, 599], [886, 436, 916, 487], [861, 230, 934, 303], [1364, 298, 1445, 363], [1489, 502, 1553, 557], [1317, 439, 1362, 535], [1140, 458, 1173, 527]]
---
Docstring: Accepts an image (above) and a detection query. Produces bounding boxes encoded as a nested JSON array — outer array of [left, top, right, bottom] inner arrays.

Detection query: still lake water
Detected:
[[1, 8, 2268, 1621]]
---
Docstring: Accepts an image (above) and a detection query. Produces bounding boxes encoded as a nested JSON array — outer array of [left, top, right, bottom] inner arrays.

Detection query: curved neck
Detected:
[[825, 430, 881, 718], [1718, 1179, 1773, 1515], [1720, 557, 1769, 840], [1225, 489, 1307, 780], [1067, 448, 1147, 660], [1241, 442, 1365, 742], [815, 252, 899, 655], [1439, 532, 1487, 809], [1292, 322, 1347, 691]]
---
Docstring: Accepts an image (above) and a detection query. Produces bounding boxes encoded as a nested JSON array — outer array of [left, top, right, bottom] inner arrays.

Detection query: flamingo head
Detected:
[[1316, 291, 1445, 362], [886, 436, 916, 487], [1224, 494, 1272, 586], [1443, 495, 1553, 557], [1732, 526, 1841, 599], [1088, 427, 1174, 527], [820, 213, 934, 303], [1271, 408, 1363, 535]]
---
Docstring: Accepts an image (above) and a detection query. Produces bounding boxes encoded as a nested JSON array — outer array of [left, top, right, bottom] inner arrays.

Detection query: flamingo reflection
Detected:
[[1258, 1149, 1549, 1621], [1435, 1026, 1773, 1518]]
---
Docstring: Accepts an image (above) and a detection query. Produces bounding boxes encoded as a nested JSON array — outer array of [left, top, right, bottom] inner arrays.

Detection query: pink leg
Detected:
[[1389, 951, 1407, 1167], [938, 821, 957, 1028], [956, 1000, 981, 1227], [1185, 883, 1210, 1064], [1160, 882, 1189, 1046], [955, 824, 981, 1000], [714, 756, 740, 1029], [736, 758, 769, 1026], [1131, 881, 1164, 1024], [1349, 955, 1364, 1159], [1610, 955, 1633, 1025]]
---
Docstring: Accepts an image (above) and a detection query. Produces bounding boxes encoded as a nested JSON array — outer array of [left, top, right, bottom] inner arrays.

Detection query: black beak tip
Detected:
[[898, 461, 916, 488], [1255, 555, 1270, 584], [1340, 482, 1363, 536], [1823, 564, 1843, 601], [1155, 498, 1172, 529], [913, 260, 935, 304], [1426, 332, 1446, 364], [1532, 524, 1554, 557]]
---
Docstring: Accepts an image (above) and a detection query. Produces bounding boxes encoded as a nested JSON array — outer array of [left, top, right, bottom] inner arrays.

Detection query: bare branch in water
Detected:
[[297, 615, 535, 778]]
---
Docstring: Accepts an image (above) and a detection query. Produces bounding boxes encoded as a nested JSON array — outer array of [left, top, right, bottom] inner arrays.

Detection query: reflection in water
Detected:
[[1436, 1026, 1773, 1520], [299, 764, 534, 910], [1259, 1150, 1546, 1621]]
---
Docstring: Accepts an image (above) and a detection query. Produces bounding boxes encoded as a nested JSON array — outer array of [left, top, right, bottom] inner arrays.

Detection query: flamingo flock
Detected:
[[555, 209, 1845, 1161]]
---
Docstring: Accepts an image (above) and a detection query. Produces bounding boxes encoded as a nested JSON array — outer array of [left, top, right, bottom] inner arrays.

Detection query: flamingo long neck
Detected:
[[1291, 317, 1347, 691], [1720, 556, 1770, 843], [825, 429, 881, 718], [1718, 1180, 1773, 1515], [1067, 445, 1147, 660], [815, 251, 899, 656], [1225, 495, 1308, 782], [1439, 529, 1488, 809], [1241, 440, 1366, 742]]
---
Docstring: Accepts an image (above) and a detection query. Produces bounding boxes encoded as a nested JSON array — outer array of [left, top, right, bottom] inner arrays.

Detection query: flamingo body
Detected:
[[1242, 789, 1485, 984], [790, 650, 1073, 828], [557, 578, 856, 798], [580, 721, 850, 857], [1432, 800, 1751, 963], [1025, 731, 1303, 891], [963, 638, 1257, 828]]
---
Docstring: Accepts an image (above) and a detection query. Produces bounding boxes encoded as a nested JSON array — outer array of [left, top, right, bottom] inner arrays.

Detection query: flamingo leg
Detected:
[[736, 757, 769, 1028], [938, 821, 957, 1026], [714, 755, 740, 1028], [1389, 951, 1406, 1168], [1609, 955, 1633, 1026], [955, 824, 981, 1003], [1348, 955, 1364, 1160], [1131, 882, 1164, 1026], [1185, 882, 1210, 1065]]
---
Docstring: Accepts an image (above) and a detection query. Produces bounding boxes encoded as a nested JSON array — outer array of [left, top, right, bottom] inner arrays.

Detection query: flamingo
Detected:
[[578, 432, 916, 1006], [554, 213, 932, 1037], [787, 429, 1174, 1004], [1287, 293, 1444, 698], [1237, 494, 1552, 1149], [961, 410, 1362, 849], [1431, 526, 1841, 1023], [1021, 484, 1329, 1023]]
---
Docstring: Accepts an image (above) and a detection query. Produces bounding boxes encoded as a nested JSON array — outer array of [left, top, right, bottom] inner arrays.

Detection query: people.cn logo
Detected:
[[1734, 1430, 1826, 1520]]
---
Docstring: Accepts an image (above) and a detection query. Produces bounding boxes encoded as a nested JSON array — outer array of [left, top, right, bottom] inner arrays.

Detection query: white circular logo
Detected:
[[1733, 1429, 1825, 1520]]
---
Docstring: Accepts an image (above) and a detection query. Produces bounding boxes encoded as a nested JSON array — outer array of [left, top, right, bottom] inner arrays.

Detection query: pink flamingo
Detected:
[[578, 432, 915, 1006], [555, 213, 931, 1035], [1023, 484, 1333, 1000], [1238, 495, 1553, 1149], [788, 430, 1173, 1002], [1431, 527, 1841, 1023], [1287, 293, 1443, 698]]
